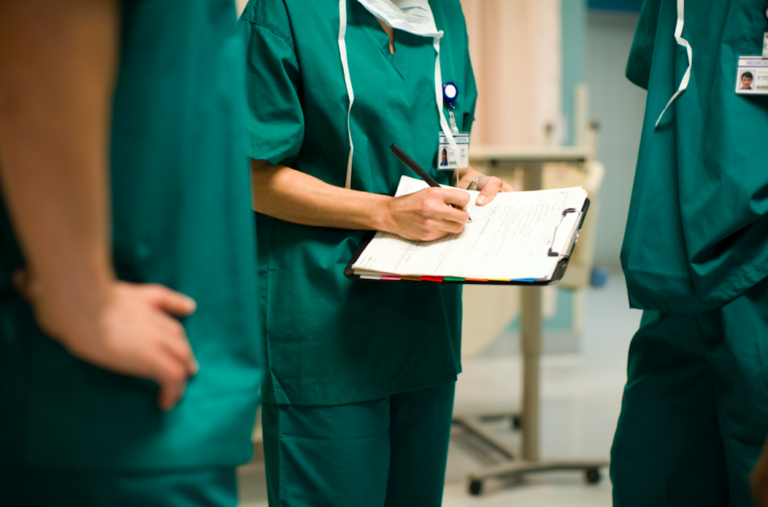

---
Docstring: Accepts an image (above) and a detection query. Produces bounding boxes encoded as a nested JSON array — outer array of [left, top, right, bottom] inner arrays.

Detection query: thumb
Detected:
[[476, 177, 502, 206]]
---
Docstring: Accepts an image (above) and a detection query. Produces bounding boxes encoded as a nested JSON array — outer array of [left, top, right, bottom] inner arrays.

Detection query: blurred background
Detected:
[[235, 0, 648, 505]]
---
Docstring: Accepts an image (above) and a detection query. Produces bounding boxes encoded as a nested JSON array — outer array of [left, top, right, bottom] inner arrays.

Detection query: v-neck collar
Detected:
[[350, 0, 407, 78]]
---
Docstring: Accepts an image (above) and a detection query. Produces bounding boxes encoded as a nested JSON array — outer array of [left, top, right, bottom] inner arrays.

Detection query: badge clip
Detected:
[[763, 31, 768, 59], [763, 4, 768, 59], [442, 82, 460, 135]]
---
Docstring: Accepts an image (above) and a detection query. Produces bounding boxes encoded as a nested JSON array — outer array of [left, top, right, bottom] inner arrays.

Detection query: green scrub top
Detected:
[[623, 0, 768, 313], [0, 0, 263, 471], [240, 0, 477, 405]]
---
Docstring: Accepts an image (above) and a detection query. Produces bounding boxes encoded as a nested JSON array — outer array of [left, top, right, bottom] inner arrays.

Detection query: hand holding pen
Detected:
[[390, 143, 473, 223], [382, 143, 471, 242]]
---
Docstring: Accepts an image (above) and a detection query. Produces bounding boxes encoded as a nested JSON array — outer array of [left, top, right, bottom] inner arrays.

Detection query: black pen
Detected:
[[390, 143, 473, 223]]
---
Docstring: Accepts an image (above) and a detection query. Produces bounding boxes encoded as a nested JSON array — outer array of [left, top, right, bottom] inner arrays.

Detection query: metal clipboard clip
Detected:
[[548, 208, 581, 258]]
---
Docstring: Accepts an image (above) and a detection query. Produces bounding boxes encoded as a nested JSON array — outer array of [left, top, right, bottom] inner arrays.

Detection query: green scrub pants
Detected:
[[611, 280, 768, 507], [262, 382, 455, 507], [0, 467, 237, 507]]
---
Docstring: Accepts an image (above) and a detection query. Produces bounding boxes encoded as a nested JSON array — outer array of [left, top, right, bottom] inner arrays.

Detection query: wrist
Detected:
[[27, 262, 114, 344], [373, 195, 397, 233], [466, 176, 485, 191], [34, 255, 113, 304], [458, 168, 484, 189]]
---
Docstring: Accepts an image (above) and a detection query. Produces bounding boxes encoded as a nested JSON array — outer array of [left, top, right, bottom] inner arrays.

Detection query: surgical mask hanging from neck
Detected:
[[337, 0, 459, 189], [358, 0, 438, 35]]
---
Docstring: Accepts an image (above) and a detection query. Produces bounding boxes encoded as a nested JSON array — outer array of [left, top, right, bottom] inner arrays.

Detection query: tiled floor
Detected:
[[238, 271, 642, 506]]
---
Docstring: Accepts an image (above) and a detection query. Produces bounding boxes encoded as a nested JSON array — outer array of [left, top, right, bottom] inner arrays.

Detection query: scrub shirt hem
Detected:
[[1, 388, 260, 472], [261, 368, 461, 406], [0, 442, 255, 474], [625, 255, 768, 313]]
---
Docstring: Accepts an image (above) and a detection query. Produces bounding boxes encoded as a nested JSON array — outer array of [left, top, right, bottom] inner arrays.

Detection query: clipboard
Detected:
[[344, 198, 590, 286]]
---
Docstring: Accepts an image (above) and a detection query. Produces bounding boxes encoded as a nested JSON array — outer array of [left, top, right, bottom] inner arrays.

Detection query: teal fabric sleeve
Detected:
[[626, 0, 662, 90], [240, 8, 304, 167]]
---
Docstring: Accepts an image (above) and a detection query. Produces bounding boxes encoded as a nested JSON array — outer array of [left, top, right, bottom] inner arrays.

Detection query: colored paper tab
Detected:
[[421, 276, 444, 282], [445, 277, 466, 282]]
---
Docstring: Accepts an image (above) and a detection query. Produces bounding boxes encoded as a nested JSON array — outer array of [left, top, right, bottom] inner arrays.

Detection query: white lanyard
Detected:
[[433, 37, 459, 155], [338, 0, 458, 189], [338, 0, 356, 189], [655, 0, 692, 128]]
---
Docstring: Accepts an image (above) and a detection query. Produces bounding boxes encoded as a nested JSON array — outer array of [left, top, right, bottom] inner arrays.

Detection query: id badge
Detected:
[[735, 56, 768, 94], [438, 132, 470, 170]]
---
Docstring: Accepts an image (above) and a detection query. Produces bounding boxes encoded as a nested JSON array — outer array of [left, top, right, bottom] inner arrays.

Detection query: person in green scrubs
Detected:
[[611, 1, 768, 506], [0, 0, 262, 505], [240, 0, 511, 505]]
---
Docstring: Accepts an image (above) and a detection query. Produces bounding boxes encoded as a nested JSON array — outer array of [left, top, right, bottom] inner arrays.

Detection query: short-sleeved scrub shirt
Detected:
[[623, 0, 768, 313], [240, 0, 478, 406], [0, 0, 263, 471]]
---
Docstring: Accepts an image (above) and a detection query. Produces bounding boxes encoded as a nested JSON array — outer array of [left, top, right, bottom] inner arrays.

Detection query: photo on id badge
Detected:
[[438, 133, 470, 171], [741, 70, 755, 90], [735, 57, 768, 94]]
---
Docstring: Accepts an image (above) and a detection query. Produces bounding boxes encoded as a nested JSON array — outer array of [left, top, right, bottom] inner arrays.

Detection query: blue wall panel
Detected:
[[561, 0, 587, 146]]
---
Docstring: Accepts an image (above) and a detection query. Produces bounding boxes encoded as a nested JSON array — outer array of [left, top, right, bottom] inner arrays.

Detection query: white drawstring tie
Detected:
[[655, 0, 692, 128]]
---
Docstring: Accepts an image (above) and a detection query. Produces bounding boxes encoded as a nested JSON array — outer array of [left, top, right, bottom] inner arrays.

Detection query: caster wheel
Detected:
[[512, 416, 522, 430], [585, 467, 601, 484], [469, 480, 483, 496]]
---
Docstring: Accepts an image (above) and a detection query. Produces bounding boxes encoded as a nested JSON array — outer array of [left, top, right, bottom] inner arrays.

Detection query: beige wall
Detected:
[[461, 0, 562, 146]]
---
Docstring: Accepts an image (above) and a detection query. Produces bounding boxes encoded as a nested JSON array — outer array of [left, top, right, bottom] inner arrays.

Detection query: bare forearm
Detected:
[[251, 160, 392, 231], [0, 0, 118, 300]]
